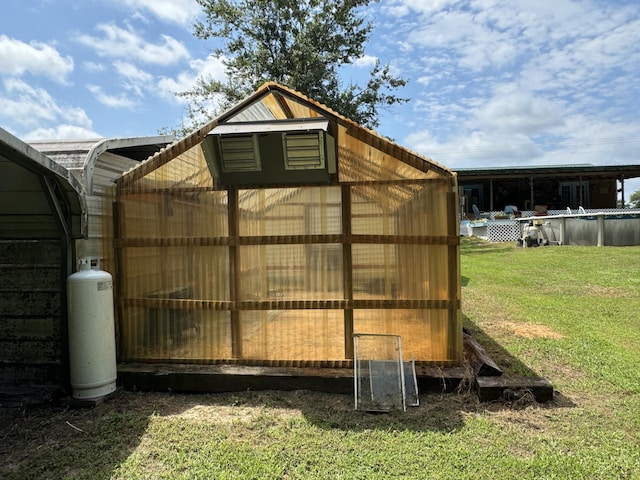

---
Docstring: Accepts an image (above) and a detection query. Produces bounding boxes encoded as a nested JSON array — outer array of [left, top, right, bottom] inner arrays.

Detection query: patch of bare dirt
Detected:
[[504, 321, 565, 339]]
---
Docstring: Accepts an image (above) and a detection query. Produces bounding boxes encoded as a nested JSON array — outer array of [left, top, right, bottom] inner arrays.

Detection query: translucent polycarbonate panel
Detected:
[[112, 125, 463, 367], [119, 190, 228, 239], [354, 309, 458, 363], [238, 244, 343, 301], [337, 126, 440, 183], [395, 182, 451, 236], [224, 90, 323, 122], [119, 306, 231, 362], [351, 244, 399, 299], [351, 187, 397, 235], [354, 334, 405, 411], [88, 184, 117, 277], [352, 243, 451, 301], [238, 187, 341, 236], [395, 244, 451, 301], [350, 183, 451, 236], [260, 91, 319, 120], [120, 246, 230, 301], [240, 310, 344, 361], [130, 143, 213, 190]]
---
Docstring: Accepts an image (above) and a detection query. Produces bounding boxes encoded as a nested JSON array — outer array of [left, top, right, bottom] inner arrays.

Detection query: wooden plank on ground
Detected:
[[463, 332, 503, 376], [476, 375, 554, 403]]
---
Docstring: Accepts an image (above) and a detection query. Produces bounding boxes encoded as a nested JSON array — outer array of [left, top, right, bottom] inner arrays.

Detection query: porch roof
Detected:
[[455, 164, 640, 182]]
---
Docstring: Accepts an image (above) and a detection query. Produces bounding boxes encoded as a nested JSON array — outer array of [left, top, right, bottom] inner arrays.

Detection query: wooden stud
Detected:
[[228, 188, 242, 359], [447, 189, 463, 363], [341, 185, 354, 359]]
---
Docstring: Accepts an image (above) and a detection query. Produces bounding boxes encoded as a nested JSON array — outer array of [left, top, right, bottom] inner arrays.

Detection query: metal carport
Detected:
[[0, 127, 86, 394]]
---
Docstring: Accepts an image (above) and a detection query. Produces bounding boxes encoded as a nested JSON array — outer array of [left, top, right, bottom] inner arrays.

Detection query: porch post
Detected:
[[529, 177, 534, 211], [489, 179, 494, 212]]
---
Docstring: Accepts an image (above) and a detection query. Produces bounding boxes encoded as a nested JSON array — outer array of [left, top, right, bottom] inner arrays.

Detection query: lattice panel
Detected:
[[487, 222, 521, 242]]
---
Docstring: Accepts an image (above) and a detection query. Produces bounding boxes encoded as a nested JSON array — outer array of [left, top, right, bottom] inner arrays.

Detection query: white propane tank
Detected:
[[67, 258, 117, 399]]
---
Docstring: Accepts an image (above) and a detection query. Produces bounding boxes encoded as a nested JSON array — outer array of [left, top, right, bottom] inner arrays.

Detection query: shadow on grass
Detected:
[[462, 315, 576, 409], [460, 236, 517, 255], [463, 315, 538, 377], [0, 314, 576, 475], [0, 371, 577, 480], [120, 381, 575, 437], [0, 392, 151, 480]]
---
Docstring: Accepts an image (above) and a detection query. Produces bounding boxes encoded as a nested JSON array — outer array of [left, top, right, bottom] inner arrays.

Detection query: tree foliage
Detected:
[[176, 0, 407, 132], [629, 189, 640, 209]]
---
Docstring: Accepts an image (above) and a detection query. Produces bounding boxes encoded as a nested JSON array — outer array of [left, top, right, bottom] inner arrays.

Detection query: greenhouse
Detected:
[[113, 83, 462, 372]]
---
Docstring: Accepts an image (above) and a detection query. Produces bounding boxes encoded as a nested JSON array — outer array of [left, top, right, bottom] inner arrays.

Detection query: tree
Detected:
[[177, 0, 407, 132], [630, 190, 640, 209]]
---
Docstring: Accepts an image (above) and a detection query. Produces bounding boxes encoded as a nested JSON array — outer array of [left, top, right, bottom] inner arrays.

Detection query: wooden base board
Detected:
[[476, 376, 554, 403], [117, 363, 468, 395]]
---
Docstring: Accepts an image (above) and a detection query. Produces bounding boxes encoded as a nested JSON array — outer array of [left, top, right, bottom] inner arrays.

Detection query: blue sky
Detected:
[[2, 0, 640, 197]]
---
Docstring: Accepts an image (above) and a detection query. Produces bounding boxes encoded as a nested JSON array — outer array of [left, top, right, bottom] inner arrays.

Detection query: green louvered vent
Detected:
[[202, 120, 335, 186], [220, 135, 261, 172], [283, 132, 325, 170]]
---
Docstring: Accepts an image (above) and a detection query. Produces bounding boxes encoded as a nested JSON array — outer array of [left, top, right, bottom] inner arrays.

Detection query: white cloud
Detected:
[[77, 24, 190, 66], [470, 86, 565, 135], [82, 61, 106, 73], [403, 109, 640, 170], [157, 56, 227, 102], [112, 60, 154, 97], [122, 0, 201, 27], [0, 78, 91, 129], [550, 115, 640, 166], [383, 0, 458, 17], [391, 0, 640, 80], [0, 35, 73, 82], [519, 16, 640, 103], [406, 9, 520, 71], [113, 61, 153, 83], [87, 84, 139, 109], [24, 124, 100, 141], [353, 55, 378, 68], [404, 128, 543, 168], [372, 0, 640, 173]]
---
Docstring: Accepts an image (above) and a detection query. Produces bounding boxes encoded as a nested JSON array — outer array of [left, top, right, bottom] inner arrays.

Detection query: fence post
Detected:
[[597, 213, 605, 247]]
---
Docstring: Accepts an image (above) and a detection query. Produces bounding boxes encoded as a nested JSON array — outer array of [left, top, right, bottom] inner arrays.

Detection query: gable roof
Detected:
[[118, 82, 453, 189]]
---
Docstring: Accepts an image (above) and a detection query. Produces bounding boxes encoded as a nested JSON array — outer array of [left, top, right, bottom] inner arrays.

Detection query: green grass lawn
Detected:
[[1, 238, 639, 479]]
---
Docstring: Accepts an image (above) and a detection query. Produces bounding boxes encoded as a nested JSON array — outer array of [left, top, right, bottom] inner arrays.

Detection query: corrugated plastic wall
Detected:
[[114, 132, 462, 367]]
